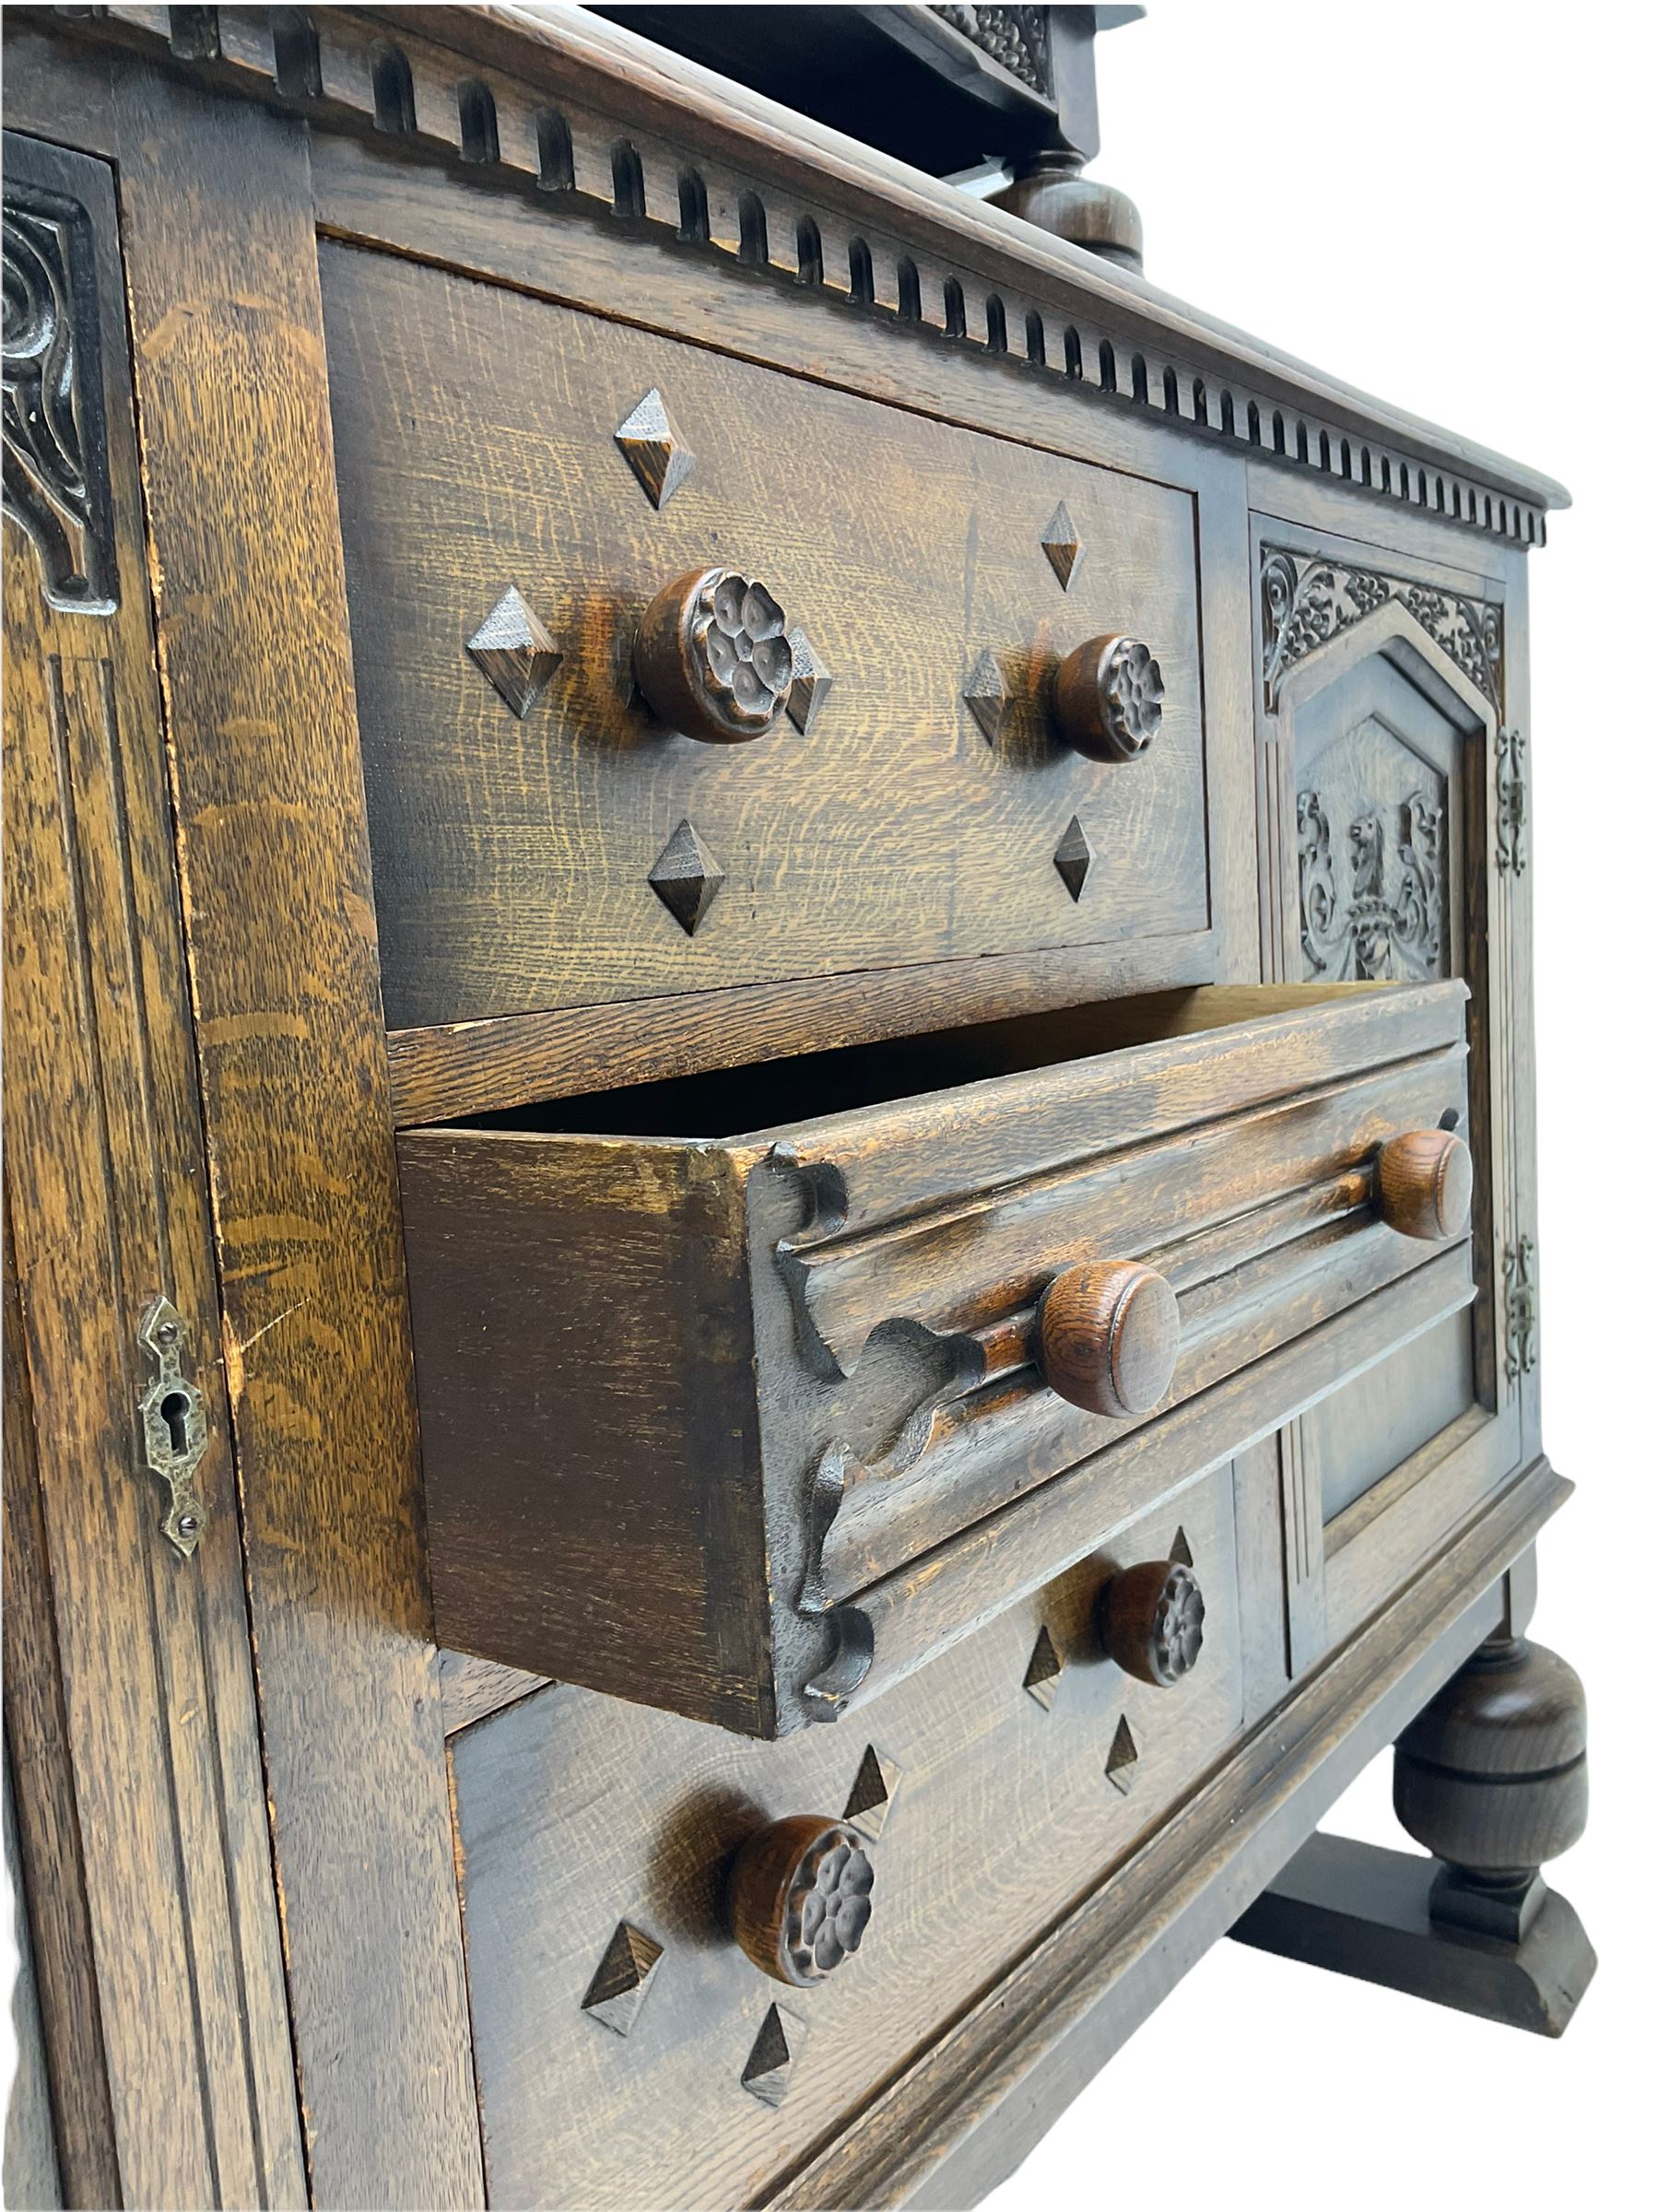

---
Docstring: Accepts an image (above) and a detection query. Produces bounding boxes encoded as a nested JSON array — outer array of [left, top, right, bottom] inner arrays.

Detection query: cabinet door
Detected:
[[1253, 537, 1532, 1671]]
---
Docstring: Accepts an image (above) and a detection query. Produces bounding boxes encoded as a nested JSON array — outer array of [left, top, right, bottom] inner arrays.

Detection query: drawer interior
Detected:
[[402, 981, 1477, 1733], [453, 982, 1427, 1139]]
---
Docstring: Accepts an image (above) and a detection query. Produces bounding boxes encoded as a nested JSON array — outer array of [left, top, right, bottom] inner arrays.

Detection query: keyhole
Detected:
[[159, 1391, 192, 1457]]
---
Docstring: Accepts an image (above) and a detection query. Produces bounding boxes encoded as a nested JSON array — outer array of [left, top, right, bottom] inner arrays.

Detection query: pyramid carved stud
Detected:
[[1171, 1525, 1194, 1569], [615, 387, 696, 509], [648, 818, 726, 936], [842, 1745, 903, 1841], [1023, 1625, 1065, 1712], [786, 625, 834, 736], [1041, 500, 1084, 590], [465, 584, 562, 718], [741, 2003, 807, 2108], [1053, 815, 1094, 901], [580, 1921, 664, 2038], [963, 648, 1010, 743], [1106, 1713, 1141, 1796]]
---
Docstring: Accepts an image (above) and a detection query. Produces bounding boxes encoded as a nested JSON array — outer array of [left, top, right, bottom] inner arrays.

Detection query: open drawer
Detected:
[[399, 981, 1477, 1735]]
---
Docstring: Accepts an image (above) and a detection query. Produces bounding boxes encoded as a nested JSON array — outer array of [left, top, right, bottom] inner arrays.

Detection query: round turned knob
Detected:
[[634, 565, 794, 743], [727, 1815, 875, 1987], [1036, 1260, 1180, 1418], [1377, 1127, 1474, 1241], [1098, 1559, 1206, 1688], [1052, 633, 1166, 760]]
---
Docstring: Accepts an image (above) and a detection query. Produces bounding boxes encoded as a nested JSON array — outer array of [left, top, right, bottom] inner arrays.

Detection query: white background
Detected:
[[992, 5, 1655, 2206], [3, 3, 1654, 2203]]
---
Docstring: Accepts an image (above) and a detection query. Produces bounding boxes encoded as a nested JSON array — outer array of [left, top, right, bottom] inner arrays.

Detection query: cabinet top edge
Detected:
[[28, 1, 1569, 535]]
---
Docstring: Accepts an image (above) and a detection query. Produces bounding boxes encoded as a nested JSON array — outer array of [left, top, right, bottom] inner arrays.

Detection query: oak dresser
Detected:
[[1, 6, 1593, 2208]]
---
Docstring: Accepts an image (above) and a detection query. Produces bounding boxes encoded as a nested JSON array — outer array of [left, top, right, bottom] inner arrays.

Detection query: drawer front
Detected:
[[450, 1465, 1243, 2212], [321, 241, 1209, 1032], [402, 981, 1477, 1735]]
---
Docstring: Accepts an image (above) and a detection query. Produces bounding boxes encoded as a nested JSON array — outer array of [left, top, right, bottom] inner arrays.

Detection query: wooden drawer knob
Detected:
[[728, 1816, 875, 1986], [634, 565, 794, 743], [1098, 1559, 1206, 1687], [1052, 633, 1165, 760], [1036, 1260, 1180, 1418], [1377, 1127, 1474, 1241]]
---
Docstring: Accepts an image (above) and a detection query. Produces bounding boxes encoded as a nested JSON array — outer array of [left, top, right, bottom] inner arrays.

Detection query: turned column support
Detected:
[[1230, 1628, 1596, 2036]]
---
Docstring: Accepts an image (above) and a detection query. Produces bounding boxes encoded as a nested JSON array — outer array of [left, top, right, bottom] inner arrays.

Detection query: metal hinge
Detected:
[[137, 1296, 207, 1558], [1503, 1237, 1538, 1382], [1496, 726, 1528, 874]]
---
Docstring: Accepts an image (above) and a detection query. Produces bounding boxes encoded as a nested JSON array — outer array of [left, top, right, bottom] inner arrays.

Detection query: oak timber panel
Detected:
[[451, 1467, 1242, 2211], [1, 128, 304, 2208], [108, 72, 483, 2206], [320, 241, 1210, 1029], [402, 981, 1474, 1735]]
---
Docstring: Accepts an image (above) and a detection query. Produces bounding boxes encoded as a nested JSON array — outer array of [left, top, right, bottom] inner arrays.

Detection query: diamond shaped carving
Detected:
[[963, 648, 1009, 743], [615, 387, 695, 508], [1041, 500, 1083, 590], [581, 1921, 664, 2037], [741, 2003, 806, 2108], [465, 584, 562, 718], [1053, 815, 1093, 901], [1171, 1525, 1194, 1569], [1023, 1625, 1065, 1712], [786, 625, 834, 735], [842, 1744, 903, 1841], [648, 818, 726, 936], [1106, 1713, 1141, 1796]]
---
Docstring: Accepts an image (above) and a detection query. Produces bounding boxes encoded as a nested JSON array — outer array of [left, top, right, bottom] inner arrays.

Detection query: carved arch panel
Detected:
[[1253, 548, 1524, 1677]]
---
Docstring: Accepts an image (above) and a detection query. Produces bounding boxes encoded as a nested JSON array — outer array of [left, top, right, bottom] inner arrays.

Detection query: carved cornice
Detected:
[[32, 4, 1562, 549], [1261, 547, 1503, 712], [933, 6, 1053, 95]]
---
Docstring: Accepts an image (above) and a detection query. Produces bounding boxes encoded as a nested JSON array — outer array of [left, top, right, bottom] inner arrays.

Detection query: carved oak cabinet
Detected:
[[1, 6, 1592, 2208]]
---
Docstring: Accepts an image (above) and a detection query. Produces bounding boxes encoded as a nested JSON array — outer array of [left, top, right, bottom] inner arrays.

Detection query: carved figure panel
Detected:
[[1297, 715, 1451, 982]]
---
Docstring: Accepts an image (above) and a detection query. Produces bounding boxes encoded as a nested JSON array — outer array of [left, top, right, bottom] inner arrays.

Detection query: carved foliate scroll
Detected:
[[1262, 547, 1500, 712], [2, 182, 117, 614]]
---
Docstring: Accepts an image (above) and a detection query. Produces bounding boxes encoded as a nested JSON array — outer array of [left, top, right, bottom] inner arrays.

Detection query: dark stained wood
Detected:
[[399, 981, 1475, 1733], [451, 1467, 1246, 2208], [321, 238, 1213, 1030], [727, 1816, 876, 1987], [1, 126, 304, 2209], [106, 69, 482, 2206], [1097, 1559, 1206, 1688], [1037, 1261, 1181, 1418], [768, 1459, 1568, 2209], [1377, 1126, 1475, 1241], [384, 933, 1218, 1126], [1229, 1831, 1596, 2039], [3, 8, 1582, 2203]]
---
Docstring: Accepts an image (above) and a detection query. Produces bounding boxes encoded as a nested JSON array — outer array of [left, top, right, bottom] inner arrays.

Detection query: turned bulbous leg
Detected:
[[1230, 1627, 1596, 2035], [1394, 1635, 1588, 1942]]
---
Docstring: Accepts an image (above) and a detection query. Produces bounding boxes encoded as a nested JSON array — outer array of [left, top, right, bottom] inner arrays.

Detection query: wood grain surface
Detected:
[[2, 127, 304, 2210], [321, 241, 1210, 1029], [450, 1468, 1242, 2210], [109, 73, 482, 2207]]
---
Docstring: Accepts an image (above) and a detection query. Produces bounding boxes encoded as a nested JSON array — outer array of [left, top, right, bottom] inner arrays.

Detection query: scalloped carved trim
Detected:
[[46, 5, 1550, 549], [1261, 547, 1503, 712]]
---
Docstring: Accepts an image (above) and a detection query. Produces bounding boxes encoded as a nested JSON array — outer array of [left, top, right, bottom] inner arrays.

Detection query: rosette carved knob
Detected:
[[1053, 633, 1166, 760], [1377, 1127, 1475, 1241], [728, 1815, 876, 1987], [634, 565, 794, 743], [1098, 1559, 1206, 1688], [1036, 1260, 1181, 1418]]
